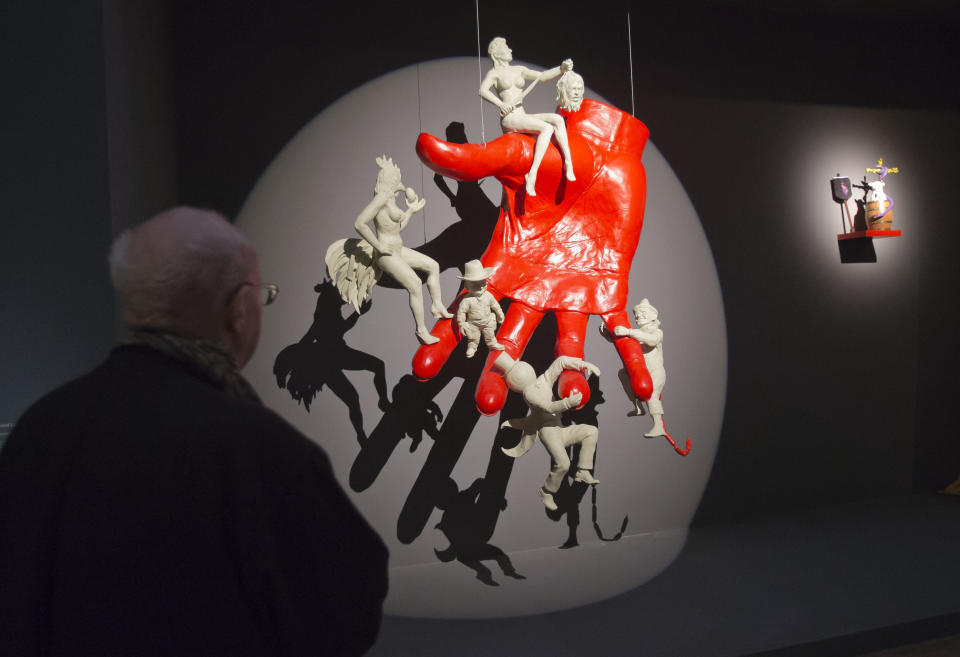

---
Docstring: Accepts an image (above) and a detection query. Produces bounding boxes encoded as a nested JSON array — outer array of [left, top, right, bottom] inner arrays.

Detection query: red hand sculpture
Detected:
[[414, 99, 654, 415]]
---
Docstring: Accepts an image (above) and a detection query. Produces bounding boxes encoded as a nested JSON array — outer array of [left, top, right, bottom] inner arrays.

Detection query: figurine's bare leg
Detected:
[[502, 113, 555, 197], [529, 112, 575, 181], [378, 254, 438, 345], [401, 247, 453, 319]]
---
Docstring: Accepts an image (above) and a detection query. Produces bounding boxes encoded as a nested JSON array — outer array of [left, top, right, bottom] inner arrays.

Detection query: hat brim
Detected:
[[457, 266, 498, 281]]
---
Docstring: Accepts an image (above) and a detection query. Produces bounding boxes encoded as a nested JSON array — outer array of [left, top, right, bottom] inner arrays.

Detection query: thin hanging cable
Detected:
[[476, 0, 485, 144], [627, 11, 636, 117], [416, 62, 427, 243]]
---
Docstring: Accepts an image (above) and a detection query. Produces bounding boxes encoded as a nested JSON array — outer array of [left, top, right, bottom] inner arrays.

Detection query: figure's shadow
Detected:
[[418, 122, 500, 277], [273, 281, 390, 444], [433, 476, 526, 586], [550, 377, 628, 549]]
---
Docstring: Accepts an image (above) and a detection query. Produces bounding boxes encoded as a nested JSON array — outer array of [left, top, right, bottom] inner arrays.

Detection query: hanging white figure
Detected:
[[456, 260, 505, 358], [325, 155, 452, 346], [479, 37, 576, 197], [611, 298, 667, 437], [494, 352, 601, 512]]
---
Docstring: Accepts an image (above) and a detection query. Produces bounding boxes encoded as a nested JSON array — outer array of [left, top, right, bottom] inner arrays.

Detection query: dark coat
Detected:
[[0, 344, 388, 657]]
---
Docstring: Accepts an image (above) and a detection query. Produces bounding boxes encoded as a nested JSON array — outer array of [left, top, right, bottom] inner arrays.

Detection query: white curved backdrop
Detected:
[[237, 58, 726, 618]]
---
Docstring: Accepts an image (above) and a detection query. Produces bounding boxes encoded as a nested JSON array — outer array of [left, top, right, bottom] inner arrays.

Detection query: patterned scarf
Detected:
[[129, 328, 262, 405]]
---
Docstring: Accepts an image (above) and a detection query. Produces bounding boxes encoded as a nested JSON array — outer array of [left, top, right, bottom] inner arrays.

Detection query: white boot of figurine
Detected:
[[538, 487, 558, 511], [644, 413, 666, 437], [574, 468, 599, 485], [417, 329, 439, 345]]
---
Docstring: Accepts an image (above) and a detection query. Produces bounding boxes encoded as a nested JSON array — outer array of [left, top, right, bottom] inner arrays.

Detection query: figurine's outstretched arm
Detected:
[[614, 325, 662, 347]]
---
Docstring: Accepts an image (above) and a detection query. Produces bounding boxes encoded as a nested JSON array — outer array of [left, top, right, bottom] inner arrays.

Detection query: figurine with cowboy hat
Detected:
[[456, 260, 506, 358]]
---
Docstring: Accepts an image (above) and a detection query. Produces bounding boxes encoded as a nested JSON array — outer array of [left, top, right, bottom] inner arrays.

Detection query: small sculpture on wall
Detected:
[[494, 352, 601, 512], [834, 158, 902, 244], [456, 260, 505, 358], [479, 37, 576, 196], [602, 298, 691, 456], [326, 155, 452, 345], [863, 158, 899, 230]]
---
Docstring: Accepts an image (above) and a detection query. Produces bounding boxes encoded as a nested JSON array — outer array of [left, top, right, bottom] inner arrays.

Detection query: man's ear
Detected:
[[222, 293, 246, 354]]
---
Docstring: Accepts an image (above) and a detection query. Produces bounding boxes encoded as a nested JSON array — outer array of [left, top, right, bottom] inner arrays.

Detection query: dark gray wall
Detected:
[[0, 2, 114, 428]]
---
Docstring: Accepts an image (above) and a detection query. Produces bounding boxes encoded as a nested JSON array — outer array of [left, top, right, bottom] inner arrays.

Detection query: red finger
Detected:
[[475, 302, 544, 415], [601, 310, 653, 401], [412, 316, 459, 381], [555, 311, 590, 409], [416, 132, 531, 183]]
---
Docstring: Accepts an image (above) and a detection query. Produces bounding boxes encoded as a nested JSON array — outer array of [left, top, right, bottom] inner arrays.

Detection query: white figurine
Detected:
[[479, 37, 576, 197], [612, 299, 666, 437], [865, 179, 887, 206], [326, 156, 452, 345], [456, 260, 505, 358], [556, 69, 584, 112], [494, 352, 601, 512]]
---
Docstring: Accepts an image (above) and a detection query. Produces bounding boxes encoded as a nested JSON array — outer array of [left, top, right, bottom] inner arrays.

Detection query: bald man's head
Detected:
[[109, 207, 262, 366]]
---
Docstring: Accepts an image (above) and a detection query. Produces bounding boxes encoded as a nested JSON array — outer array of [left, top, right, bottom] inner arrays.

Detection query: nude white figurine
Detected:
[[479, 37, 576, 197], [327, 156, 451, 346], [613, 299, 666, 437], [456, 260, 505, 358], [494, 352, 601, 512]]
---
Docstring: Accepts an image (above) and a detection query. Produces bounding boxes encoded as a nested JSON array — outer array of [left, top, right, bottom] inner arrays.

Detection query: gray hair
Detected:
[[556, 70, 584, 104], [108, 207, 253, 332]]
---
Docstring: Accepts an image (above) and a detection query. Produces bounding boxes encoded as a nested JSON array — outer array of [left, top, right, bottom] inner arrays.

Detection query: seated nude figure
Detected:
[[332, 155, 451, 345], [479, 37, 575, 197]]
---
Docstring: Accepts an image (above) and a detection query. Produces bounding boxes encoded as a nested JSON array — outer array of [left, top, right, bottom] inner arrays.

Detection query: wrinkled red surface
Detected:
[[414, 99, 653, 414]]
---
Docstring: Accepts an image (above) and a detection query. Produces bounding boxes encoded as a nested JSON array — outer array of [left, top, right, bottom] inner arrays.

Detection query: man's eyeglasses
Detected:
[[226, 282, 279, 307]]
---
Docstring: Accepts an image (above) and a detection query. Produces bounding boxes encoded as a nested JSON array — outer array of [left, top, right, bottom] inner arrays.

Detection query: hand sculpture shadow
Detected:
[[550, 380, 628, 548], [273, 280, 390, 444], [394, 307, 559, 547], [417, 122, 500, 277], [432, 476, 526, 587]]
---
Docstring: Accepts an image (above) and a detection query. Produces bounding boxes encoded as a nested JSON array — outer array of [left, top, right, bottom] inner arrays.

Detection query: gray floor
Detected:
[[369, 495, 960, 657], [860, 635, 960, 657]]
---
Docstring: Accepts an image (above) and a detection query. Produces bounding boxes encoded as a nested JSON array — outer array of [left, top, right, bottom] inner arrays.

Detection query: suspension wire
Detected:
[[627, 11, 636, 117], [416, 62, 427, 243], [476, 0, 485, 144]]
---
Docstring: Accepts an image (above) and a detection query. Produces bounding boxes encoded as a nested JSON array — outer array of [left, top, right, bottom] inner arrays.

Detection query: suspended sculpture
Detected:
[[414, 70, 654, 416], [494, 352, 601, 512], [326, 155, 452, 346]]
